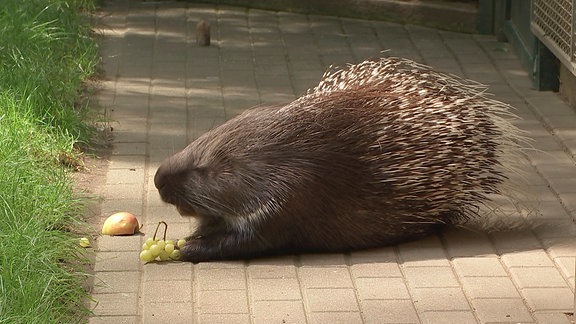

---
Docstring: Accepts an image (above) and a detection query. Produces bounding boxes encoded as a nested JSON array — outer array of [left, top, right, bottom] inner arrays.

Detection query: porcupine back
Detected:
[[296, 57, 531, 228]]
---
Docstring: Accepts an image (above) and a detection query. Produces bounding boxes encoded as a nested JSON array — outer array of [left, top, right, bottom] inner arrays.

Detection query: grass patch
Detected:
[[0, 0, 99, 322]]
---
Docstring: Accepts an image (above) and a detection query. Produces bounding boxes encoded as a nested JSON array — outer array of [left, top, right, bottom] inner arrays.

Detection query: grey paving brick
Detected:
[[461, 276, 521, 299], [442, 229, 496, 258], [471, 298, 534, 323], [143, 261, 193, 281], [247, 257, 298, 279], [94, 251, 140, 272], [403, 266, 460, 288], [350, 262, 403, 278], [105, 168, 145, 185], [355, 277, 410, 300], [361, 299, 420, 324], [101, 183, 143, 200], [92, 271, 140, 294], [99, 198, 143, 217], [197, 313, 251, 324], [251, 301, 307, 324], [142, 280, 192, 303], [196, 267, 247, 291], [509, 266, 569, 288], [141, 303, 194, 324], [452, 257, 508, 277], [533, 312, 573, 324], [298, 267, 354, 288], [88, 316, 139, 324], [411, 287, 471, 312], [490, 231, 543, 253], [96, 234, 142, 252], [419, 311, 477, 324], [521, 287, 574, 311], [197, 289, 249, 314], [250, 278, 303, 301], [90, 292, 139, 316], [398, 236, 450, 267], [305, 288, 360, 312], [308, 311, 364, 324], [299, 253, 347, 266], [501, 250, 557, 268]]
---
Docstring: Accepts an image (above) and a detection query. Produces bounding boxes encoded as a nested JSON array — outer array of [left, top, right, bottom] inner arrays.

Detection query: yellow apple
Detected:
[[102, 212, 140, 235]]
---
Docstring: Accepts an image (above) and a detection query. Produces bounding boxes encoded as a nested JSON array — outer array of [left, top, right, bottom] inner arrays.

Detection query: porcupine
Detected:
[[154, 56, 530, 263]]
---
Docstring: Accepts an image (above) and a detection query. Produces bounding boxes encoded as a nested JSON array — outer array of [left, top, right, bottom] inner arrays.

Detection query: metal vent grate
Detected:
[[531, 0, 576, 75]]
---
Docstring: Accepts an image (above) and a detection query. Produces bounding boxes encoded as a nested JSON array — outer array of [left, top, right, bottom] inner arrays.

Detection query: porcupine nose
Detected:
[[154, 155, 181, 191], [154, 163, 168, 190]]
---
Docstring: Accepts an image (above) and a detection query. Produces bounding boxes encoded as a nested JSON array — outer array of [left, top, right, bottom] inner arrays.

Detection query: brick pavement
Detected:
[[89, 1, 576, 323]]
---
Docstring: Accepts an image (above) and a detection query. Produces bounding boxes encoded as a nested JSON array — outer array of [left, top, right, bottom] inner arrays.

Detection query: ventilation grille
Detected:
[[531, 0, 576, 74]]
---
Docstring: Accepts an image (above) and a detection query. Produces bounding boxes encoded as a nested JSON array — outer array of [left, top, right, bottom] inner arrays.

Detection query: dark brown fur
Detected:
[[154, 57, 522, 263]]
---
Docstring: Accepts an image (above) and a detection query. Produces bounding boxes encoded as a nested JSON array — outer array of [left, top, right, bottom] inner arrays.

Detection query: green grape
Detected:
[[145, 237, 155, 246], [165, 239, 175, 246], [149, 244, 161, 257], [158, 250, 170, 261], [142, 243, 150, 250], [157, 240, 166, 250], [140, 250, 155, 262], [164, 243, 175, 254], [177, 239, 186, 248], [170, 249, 181, 260]]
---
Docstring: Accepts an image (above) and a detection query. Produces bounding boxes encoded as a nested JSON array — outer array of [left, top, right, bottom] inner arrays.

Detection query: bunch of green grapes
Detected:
[[139, 221, 186, 262], [139, 237, 186, 262]]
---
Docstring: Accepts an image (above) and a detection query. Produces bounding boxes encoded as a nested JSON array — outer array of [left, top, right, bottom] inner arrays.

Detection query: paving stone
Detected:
[[142, 280, 192, 303], [419, 311, 477, 324], [197, 313, 251, 324], [251, 300, 307, 324], [88, 316, 139, 324], [509, 266, 569, 288], [197, 289, 249, 314], [143, 261, 193, 281], [247, 257, 298, 279], [452, 257, 508, 277], [471, 298, 534, 323], [92, 271, 140, 294], [307, 311, 364, 324], [411, 287, 471, 312], [298, 266, 354, 288], [96, 234, 141, 252], [142, 302, 194, 323], [299, 253, 347, 266], [196, 267, 247, 290], [398, 236, 451, 267], [349, 262, 403, 278], [305, 288, 360, 312], [533, 312, 573, 324], [355, 277, 410, 300], [501, 250, 556, 267], [442, 229, 496, 258], [521, 287, 574, 311], [490, 231, 543, 253], [90, 292, 139, 316], [361, 299, 420, 324], [250, 278, 302, 301], [94, 251, 140, 272], [461, 277, 521, 299], [403, 266, 460, 288]]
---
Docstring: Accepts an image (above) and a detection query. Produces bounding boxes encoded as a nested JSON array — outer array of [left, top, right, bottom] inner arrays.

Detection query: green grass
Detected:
[[0, 0, 99, 322]]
